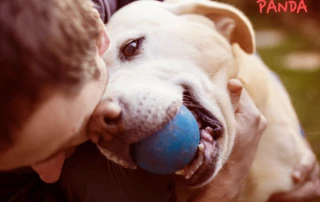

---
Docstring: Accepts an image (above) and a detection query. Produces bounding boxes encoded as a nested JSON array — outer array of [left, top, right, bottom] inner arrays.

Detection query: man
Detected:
[[0, 0, 318, 201]]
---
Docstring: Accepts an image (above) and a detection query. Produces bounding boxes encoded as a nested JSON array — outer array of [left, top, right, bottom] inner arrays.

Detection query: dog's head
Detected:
[[88, 0, 255, 187]]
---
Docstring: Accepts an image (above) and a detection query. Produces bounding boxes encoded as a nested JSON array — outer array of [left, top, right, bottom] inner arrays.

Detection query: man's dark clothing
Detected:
[[0, 168, 63, 202], [59, 142, 174, 202], [0, 142, 175, 202]]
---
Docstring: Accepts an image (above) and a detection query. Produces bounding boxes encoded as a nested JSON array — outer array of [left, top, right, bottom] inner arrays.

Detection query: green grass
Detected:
[[253, 20, 320, 160]]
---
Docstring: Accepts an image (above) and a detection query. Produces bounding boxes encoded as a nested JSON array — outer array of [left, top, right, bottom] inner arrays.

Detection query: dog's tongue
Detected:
[[31, 152, 66, 184]]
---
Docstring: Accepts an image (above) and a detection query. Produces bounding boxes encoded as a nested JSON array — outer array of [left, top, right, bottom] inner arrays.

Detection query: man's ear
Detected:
[[92, 8, 110, 56], [163, 0, 255, 54], [97, 27, 110, 56]]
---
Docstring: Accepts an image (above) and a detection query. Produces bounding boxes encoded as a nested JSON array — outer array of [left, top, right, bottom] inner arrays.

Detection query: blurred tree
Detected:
[[213, 0, 320, 50]]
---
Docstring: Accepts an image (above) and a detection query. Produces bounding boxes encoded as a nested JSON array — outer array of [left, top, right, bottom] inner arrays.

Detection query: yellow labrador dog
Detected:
[[94, 0, 317, 201]]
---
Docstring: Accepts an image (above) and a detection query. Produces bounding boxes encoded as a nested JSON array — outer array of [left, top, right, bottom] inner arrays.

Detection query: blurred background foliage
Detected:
[[218, 0, 320, 160]]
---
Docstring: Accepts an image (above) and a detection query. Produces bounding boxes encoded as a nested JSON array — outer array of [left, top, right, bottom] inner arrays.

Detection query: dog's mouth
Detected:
[[176, 90, 224, 187]]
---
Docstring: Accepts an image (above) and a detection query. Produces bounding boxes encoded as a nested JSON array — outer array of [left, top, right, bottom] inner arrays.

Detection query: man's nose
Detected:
[[88, 98, 122, 144]]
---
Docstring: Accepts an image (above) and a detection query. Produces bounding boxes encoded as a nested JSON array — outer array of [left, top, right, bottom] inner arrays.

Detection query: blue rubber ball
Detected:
[[132, 105, 200, 174]]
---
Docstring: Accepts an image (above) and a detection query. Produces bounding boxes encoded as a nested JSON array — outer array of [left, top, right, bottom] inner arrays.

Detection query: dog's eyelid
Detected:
[[119, 36, 146, 50], [119, 36, 146, 61]]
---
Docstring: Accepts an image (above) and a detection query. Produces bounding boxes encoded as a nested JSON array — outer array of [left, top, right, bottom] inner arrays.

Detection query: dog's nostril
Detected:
[[103, 117, 119, 126], [96, 99, 122, 127]]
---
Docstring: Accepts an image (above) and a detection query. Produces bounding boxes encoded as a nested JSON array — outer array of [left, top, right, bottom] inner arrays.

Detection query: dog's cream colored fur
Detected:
[[100, 0, 316, 201]]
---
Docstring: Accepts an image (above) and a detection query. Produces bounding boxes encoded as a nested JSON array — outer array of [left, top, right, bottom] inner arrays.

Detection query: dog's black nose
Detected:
[[88, 98, 122, 144]]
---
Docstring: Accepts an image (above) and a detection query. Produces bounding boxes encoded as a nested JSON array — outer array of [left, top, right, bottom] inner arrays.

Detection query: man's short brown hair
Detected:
[[0, 0, 102, 150]]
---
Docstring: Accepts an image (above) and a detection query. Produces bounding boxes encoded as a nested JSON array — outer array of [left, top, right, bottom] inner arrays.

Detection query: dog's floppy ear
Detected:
[[164, 0, 255, 54]]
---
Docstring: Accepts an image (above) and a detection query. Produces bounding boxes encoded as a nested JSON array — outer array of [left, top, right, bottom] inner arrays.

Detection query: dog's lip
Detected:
[[182, 90, 224, 139], [180, 90, 223, 186], [183, 130, 219, 187]]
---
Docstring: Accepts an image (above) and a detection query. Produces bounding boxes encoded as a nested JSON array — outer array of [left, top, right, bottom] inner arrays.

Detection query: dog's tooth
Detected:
[[175, 169, 185, 176], [185, 173, 192, 180], [184, 168, 194, 179], [98, 147, 135, 169], [184, 146, 205, 180], [193, 147, 204, 170], [105, 153, 122, 166], [195, 152, 204, 168], [110, 156, 131, 168], [198, 143, 205, 152], [197, 157, 203, 168], [119, 160, 128, 167], [180, 143, 206, 180], [110, 155, 119, 164], [185, 171, 194, 179]]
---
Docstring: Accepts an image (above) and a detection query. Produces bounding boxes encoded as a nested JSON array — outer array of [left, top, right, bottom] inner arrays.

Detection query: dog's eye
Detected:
[[120, 37, 145, 60], [122, 40, 140, 57]]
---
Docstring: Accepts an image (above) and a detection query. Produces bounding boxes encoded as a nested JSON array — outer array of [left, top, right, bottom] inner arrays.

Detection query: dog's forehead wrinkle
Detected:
[[171, 66, 213, 92], [108, 2, 177, 29], [181, 13, 216, 30]]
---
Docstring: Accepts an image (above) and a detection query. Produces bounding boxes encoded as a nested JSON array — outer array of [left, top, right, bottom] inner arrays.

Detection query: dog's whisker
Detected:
[[115, 163, 125, 178], [119, 165, 130, 180], [112, 160, 123, 184], [106, 158, 116, 181]]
